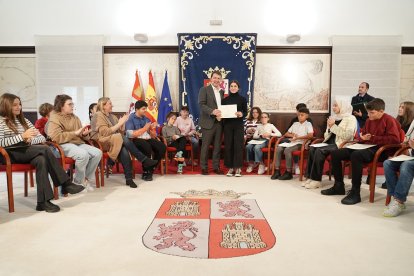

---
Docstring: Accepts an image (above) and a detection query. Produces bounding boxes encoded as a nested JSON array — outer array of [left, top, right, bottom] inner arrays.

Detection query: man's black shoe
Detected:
[[321, 182, 345, 195], [143, 158, 158, 169], [381, 182, 387, 189], [143, 173, 153, 181], [62, 182, 85, 194], [201, 169, 209, 175], [341, 190, 361, 205], [278, 171, 293, 180], [36, 200, 60, 213], [213, 169, 224, 175], [271, 170, 280, 180], [126, 179, 138, 188]]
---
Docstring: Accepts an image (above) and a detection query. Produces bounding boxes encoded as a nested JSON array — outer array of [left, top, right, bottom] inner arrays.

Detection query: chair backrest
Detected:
[[399, 128, 406, 143]]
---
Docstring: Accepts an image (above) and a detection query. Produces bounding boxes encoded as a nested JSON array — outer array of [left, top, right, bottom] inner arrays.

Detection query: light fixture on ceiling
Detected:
[[134, 33, 148, 43], [286, 34, 301, 44]]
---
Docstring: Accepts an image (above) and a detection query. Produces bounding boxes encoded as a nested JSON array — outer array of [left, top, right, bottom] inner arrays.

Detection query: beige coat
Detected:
[[323, 115, 357, 147], [48, 111, 89, 145], [90, 111, 123, 161]]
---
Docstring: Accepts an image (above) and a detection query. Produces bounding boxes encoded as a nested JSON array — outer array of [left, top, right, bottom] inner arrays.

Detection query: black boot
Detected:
[[341, 189, 361, 205], [61, 181, 85, 194], [126, 179, 138, 188], [36, 200, 60, 213], [142, 158, 158, 169], [381, 181, 387, 189], [278, 171, 293, 180], [321, 182, 345, 195], [271, 170, 280, 180]]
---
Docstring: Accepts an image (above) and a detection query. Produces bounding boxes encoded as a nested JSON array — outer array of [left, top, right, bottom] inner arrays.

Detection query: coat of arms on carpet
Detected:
[[142, 189, 276, 258]]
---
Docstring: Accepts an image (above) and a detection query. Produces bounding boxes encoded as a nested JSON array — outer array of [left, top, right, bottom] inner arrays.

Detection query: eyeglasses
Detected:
[[261, 116, 268, 118]]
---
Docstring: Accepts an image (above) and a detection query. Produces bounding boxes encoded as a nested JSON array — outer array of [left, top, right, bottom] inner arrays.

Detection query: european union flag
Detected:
[[157, 71, 173, 126]]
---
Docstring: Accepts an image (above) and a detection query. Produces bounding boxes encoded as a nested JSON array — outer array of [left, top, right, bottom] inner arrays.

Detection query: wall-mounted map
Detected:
[[254, 54, 331, 113], [0, 56, 37, 110]]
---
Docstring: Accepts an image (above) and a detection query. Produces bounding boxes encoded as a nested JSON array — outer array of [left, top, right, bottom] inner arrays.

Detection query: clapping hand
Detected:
[[327, 117, 335, 128], [22, 127, 38, 140], [118, 113, 129, 125], [409, 138, 414, 149], [360, 132, 372, 141]]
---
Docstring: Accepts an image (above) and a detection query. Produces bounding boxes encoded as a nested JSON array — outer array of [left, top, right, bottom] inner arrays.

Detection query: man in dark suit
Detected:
[[351, 82, 375, 128], [198, 70, 224, 175]]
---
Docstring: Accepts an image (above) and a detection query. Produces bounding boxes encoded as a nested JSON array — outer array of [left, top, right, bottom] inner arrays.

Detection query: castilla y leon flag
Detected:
[[129, 70, 144, 114], [142, 189, 276, 259], [144, 71, 158, 122]]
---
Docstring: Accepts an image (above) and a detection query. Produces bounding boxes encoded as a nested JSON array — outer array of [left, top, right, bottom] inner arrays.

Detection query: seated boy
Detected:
[[272, 107, 313, 180], [125, 100, 166, 181], [321, 98, 401, 205], [35, 103, 54, 137]]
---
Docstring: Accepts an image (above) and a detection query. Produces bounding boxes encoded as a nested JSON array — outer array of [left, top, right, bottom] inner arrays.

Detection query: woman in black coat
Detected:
[[221, 80, 248, 177]]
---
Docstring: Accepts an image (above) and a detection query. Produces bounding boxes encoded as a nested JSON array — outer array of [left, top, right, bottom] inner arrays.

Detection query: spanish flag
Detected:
[[129, 70, 143, 113], [144, 70, 158, 122]]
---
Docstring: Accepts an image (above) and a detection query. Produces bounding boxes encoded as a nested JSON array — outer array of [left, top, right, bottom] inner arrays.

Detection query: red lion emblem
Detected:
[[153, 221, 198, 251], [217, 200, 254, 218]]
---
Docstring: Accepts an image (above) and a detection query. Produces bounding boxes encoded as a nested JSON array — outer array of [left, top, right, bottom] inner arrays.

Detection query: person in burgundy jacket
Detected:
[[321, 98, 402, 205]]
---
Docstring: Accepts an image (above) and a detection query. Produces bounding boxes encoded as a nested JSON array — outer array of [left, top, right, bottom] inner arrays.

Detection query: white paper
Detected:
[[247, 139, 267, 145], [345, 143, 377, 150], [278, 142, 301, 148], [220, 104, 237, 118], [310, 143, 330, 148], [388, 155, 414, 162]]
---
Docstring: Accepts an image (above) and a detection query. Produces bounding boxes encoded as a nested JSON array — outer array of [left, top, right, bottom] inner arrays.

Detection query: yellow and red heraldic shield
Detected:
[[143, 197, 276, 258]]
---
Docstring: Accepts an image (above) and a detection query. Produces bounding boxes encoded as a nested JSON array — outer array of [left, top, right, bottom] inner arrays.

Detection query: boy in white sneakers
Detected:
[[271, 107, 313, 180]]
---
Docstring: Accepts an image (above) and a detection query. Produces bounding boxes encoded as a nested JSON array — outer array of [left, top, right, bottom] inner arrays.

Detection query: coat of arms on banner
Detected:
[[142, 190, 276, 258], [203, 66, 231, 97]]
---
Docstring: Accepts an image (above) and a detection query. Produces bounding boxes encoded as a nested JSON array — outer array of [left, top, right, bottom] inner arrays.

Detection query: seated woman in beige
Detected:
[[90, 97, 157, 188]]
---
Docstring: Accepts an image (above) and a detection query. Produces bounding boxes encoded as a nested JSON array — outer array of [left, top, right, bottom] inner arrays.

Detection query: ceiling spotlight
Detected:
[[134, 33, 148, 43], [286, 34, 301, 44]]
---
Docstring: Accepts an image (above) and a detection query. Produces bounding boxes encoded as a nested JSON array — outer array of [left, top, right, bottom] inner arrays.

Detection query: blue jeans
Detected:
[[384, 159, 414, 202], [246, 140, 268, 163]]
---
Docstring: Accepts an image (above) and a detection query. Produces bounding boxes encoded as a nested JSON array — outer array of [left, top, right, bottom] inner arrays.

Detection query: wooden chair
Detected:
[[46, 141, 100, 196], [271, 134, 315, 180], [342, 129, 405, 203], [261, 136, 280, 175], [158, 126, 194, 174], [0, 146, 35, 213]]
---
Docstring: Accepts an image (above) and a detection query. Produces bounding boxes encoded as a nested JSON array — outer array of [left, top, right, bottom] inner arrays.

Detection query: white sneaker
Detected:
[[246, 164, 254, 173], [302, 179, 311, 187], [235, 168, 242, 177], [258, 164, 266, 175], [305, 180, 322, 189], [383, 198, 405, 217], [84, 180, 94, 192], [226, 168, 234, 176], [295, 164, 300, 175]]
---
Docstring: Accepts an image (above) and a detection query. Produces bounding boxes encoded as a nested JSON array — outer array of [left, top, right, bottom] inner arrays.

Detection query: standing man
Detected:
[[198, 70, 224, 175], [351, 82, 375, 128]]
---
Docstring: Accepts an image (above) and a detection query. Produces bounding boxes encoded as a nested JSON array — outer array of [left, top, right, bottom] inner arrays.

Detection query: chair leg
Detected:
[[29, 170, 34, 187], [369, 167, 377, 203], [6, 168, 14, 213], [299, 158, 304, 181], [266, 152, 271, 175], [54, 186, 59, 200], [24, 172, 28, 197], [100, 158, 105, 187], [385, 195, 391, 205], [95, 168, 100, 188]]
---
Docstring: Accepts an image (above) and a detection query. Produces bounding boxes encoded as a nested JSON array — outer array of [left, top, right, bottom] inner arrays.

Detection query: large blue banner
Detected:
[[178, 33, 257, 127]]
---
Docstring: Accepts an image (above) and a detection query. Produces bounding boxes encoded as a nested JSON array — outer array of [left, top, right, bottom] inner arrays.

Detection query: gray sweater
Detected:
[[162, 125, 182, 144]]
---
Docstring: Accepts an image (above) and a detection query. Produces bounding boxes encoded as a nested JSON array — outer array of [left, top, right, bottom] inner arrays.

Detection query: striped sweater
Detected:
[[0, 117, 46, 148]]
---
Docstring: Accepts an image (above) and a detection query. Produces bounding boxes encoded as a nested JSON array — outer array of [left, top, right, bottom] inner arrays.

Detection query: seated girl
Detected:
[[246, 112, 281, 175], [162, 112, 188, 174]]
